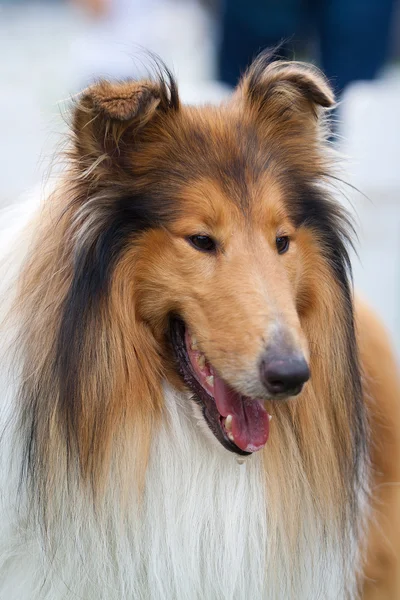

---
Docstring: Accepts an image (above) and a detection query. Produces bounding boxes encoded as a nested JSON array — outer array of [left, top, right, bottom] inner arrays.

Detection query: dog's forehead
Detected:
[[174, 106, 269, 179], [173, 172, 288, 233], [151, 106, 288, 214]]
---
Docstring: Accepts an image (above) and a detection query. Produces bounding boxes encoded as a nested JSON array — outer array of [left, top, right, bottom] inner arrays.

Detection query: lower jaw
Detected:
[[199, 398, 253, 456], [168, 317, 265, 456]]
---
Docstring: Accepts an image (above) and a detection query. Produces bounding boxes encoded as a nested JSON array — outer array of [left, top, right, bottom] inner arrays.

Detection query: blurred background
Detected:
[[0, 0, 399, 354]]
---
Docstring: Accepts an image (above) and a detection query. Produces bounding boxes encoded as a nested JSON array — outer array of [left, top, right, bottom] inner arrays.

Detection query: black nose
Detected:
[[260, 353, 310, 397]]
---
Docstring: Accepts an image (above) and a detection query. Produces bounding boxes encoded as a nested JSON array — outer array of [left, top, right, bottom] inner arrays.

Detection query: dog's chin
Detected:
[[168, 317, 271, 456]]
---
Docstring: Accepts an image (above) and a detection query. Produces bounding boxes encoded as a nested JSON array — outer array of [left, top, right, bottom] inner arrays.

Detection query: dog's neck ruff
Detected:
[[0, 200, 359, 599], [0, 384, 354, 600]]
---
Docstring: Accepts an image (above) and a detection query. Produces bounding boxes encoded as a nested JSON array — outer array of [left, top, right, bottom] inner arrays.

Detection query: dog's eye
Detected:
[[188, 235, 217, 253], [276, 236, 290, 254]]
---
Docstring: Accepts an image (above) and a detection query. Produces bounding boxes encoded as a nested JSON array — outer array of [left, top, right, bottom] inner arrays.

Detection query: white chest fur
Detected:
[[0, 384, 352, 600]]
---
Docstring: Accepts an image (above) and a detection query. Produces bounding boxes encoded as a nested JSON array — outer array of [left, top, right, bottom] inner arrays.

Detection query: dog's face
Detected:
[[69, 56, 343, 456], [133, 168, 311, 453]]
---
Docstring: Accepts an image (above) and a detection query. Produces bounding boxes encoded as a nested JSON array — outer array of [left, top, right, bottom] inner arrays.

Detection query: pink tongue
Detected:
[[214, 373, 270, 453]]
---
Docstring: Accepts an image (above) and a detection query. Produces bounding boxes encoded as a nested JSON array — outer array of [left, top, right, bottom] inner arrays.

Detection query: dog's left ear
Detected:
[[236, 53, 334, 126]]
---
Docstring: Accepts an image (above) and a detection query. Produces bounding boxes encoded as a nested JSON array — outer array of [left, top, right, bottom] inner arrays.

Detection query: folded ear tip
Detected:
[[303, 70, 336, 108], [81, 81, 160, 121], [312, 83, 335, 109]]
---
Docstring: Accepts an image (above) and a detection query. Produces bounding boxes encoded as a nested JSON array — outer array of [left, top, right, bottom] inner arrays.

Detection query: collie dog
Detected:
[[0, 54, 399, 599]]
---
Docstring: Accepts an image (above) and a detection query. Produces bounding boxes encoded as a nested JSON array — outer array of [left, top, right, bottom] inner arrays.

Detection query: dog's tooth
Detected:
[[197, 354, 205, 369], [225, 414, 233, 431], [268, 414, 273, 421], [206, 375, 214, 387], [228, 432, 235, 442], [191, 335, 198, 351]]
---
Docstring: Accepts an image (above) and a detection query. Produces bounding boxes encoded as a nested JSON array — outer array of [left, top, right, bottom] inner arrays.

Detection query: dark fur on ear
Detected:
[[72, 65, 179, 171], [238, 50, 334, 122]]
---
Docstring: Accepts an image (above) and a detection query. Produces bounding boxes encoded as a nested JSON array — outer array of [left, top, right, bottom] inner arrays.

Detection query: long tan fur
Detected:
[[357, 300, 400, 599]]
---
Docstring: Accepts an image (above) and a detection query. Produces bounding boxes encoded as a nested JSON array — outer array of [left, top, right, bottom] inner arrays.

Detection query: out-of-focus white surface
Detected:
[[340, 78, 400, 190], [1, 1, 399, 355], [0, 0, 222, 206], [71, 0, 217, 84], [339, 80, 400, 355]]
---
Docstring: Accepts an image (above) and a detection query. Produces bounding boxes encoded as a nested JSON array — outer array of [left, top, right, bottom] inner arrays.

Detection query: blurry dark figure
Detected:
[[219, 0, 395, 94]]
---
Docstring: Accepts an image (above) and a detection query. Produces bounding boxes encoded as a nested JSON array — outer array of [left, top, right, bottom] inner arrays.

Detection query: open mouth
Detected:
[[169, 318, 271, 455]]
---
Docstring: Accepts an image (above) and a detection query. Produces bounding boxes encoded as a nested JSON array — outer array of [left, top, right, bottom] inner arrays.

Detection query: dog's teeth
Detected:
[[228, 432, 235, 442], [225, 414, 233, 431], [197, 354, 205, 369], [206, 375, 214, 387], [268, 414, 273, 421], [191, 335, 198, 350]]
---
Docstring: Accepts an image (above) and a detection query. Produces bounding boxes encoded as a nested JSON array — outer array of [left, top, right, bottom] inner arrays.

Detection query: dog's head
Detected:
[[51, 53, 357, 462], [19, 55, 364, 510]]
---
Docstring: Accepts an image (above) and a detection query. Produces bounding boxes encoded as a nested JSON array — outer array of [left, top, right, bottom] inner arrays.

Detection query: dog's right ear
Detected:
[[72, 73, 179, 176]]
